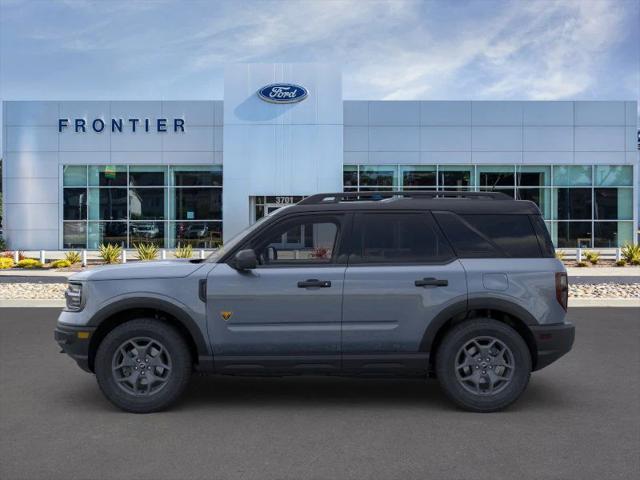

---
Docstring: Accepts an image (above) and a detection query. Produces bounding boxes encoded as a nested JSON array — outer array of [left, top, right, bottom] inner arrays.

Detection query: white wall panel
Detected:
[[472, 126, 522, 151], [343, 151, 367, 164], [344, 101, 368, 125], [112, 151, 162, 164], [624, 102, 637, 125], [4, 101, 58, 126], [625, 126, 637, 151], [59, 101, 110, 121], [420, 101, 471, 125], [3, 152, 58, 178], [368, 127, 419, 151], [162, 126, 214, 151], [523, 127, 573, 151], [5, 204, 59, 230], [4, 178, 59, 204], [523, 152, 573, 164], [575, 101, 625, 125], [421, 126, 471, 151], [161, 101, 214, 125], [369, 152, 420, 164], [575, 126, 625, 151], [59, 151, 109, 165], [368, 101, 419, 125], [472, 152, 522, 164], [523, 102, 573, 126], [110, 101, 162, 121], [420, 151, 472, 164], [5, 126, 58, 151], [574, 152, 626, 164], [343, 126, 368, 151], [162, 151, 214, 165], [111, 130, 161, 152], [472, 102, 522, 125], [4, 229, 59, 250]]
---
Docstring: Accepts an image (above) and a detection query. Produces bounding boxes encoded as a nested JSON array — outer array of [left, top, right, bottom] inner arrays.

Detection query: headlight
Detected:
[[65, 283, 83, 311]]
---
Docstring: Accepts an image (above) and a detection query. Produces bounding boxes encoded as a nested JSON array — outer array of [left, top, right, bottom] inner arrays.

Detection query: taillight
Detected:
[[555, 272, 568, 311]]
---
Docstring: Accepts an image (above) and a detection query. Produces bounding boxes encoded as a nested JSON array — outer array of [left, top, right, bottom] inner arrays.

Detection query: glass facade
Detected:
[[62, 165, 222, 249], [342, 164, 634, 248]]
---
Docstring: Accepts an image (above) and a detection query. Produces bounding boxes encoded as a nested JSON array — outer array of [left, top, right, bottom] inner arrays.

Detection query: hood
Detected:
[[69, 260, 205, 282]]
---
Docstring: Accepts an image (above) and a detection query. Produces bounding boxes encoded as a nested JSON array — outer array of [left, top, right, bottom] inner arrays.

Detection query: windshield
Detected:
[[205, 205, 293, 263]]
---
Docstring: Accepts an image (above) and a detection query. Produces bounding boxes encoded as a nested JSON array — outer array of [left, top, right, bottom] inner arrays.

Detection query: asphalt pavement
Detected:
[[0, 307, 638, 480]]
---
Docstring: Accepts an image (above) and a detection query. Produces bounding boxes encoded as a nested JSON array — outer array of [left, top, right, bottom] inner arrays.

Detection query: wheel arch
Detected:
[[87, 297, 209, 373], [423, 298, 538, 372]]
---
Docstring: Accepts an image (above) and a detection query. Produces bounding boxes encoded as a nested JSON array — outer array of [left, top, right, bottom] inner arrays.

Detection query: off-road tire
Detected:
[[95, 318, 192, 413]]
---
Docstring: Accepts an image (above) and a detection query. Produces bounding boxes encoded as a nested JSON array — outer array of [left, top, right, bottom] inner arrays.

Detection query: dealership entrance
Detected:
[[251, 195, 305, 223]]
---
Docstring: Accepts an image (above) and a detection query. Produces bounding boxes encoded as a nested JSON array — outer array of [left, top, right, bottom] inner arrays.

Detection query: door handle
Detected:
[[297, 279, 332, 288], [415, 278, 448, 287]]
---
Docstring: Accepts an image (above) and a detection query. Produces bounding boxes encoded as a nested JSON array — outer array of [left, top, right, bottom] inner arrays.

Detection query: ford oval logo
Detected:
[[257, 83, 308, 104]]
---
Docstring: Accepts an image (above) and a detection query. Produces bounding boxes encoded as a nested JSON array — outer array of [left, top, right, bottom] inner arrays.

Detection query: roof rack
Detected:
[[298, 190, 511, 205]]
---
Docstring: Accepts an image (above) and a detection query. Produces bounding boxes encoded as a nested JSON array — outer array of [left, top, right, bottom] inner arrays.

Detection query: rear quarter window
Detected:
[[434, 212, 543, 258]]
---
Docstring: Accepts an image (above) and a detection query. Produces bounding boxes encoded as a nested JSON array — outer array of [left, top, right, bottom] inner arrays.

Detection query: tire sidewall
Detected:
[[95, 319, 191, 413], [436, 319, 531, 412]]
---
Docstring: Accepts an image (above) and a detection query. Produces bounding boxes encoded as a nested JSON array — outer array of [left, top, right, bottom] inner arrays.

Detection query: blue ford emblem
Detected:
[[257, 83, 308, 104]]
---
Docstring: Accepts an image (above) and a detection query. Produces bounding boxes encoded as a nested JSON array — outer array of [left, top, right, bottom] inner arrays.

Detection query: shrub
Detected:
[[51, 259, 71, 269], [65, 251, 82, 265], [1, 251, 26, 261], [17, 258, 43, 269], [583, 250, 600, 265], [576, 261, 589, 268], [0, 257, 14, 269], [135, 243, 159, 261], [174, 243, 193, 259], [615, 259, 627, 267], [621, 243, 640, 265], [555, 250, 565, 261], [99, 243, 122, 264], [0, 236, 6, 250]]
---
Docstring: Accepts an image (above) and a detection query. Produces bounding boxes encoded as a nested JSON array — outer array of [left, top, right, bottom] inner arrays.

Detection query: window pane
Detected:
[[352, 213, 454, 264], [480, 187, 514, 198], [555, 188, 592, 220], [129, 188, 165, 220], [401, 165, 436, 188], [63, 188, 87, 220], [89, 165, 127, 187], [517, 166, 550, 186], [595, 188, 632, 220], [63, 222, 86, 248], [63, 166, 87, 186], [478, 166, 514, 188], [129, 222, 165, 248], [170, 221, 222, 248], [553, 165, 591, 186], [517, 188, 551, 218], [129, 166, 165, 186], [171, 166, 222, 186], [343, 165, 358, 188], [359, 166, 396, 188], [438, 165, 471, 189], [88, 188, 128, 220], [461, 214, 541, 258], [595, 165, 632, 186], [255, 220, 338, 265], [88, 222, 127, 249], [556, 222, 592, 248], [434, 211, 500, 258], [171, 188, 222, 220]]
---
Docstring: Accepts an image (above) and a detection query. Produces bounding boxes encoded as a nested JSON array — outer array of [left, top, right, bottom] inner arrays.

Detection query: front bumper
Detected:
[[54, 323, 96, 373], [531, 322, 575, 371]]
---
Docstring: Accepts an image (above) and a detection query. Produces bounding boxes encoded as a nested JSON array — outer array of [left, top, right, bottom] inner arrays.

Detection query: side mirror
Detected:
[[234, 249, 257, 271]]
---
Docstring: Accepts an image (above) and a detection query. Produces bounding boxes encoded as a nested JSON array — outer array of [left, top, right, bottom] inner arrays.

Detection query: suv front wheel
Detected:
[[436, 318, 531, 412], [95, 319, 192, 413]]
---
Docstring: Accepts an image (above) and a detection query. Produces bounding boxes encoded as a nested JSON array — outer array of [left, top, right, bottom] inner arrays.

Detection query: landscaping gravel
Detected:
[[1, 279, 639, 300]]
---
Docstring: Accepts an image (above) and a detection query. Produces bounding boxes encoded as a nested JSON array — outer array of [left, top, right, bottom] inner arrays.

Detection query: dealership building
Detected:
[[1, 63, 638, 250]]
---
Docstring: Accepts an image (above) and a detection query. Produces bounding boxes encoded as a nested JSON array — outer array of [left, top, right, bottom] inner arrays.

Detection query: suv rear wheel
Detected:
[[95, 319, 192, 413], [436, 318, 531, 412]]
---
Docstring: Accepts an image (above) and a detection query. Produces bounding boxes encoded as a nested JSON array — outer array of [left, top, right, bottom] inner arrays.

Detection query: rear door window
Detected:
[[434, 212, 542, 258], [350, 212, 454, 264]]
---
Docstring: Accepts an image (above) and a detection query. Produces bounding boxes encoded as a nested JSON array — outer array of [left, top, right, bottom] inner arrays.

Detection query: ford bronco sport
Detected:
[[55, 191, 574, 413]]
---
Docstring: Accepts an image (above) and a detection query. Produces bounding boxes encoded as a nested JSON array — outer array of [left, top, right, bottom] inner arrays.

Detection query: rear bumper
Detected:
[[54, 323, 96, 373], [531, 322, 575, 371]]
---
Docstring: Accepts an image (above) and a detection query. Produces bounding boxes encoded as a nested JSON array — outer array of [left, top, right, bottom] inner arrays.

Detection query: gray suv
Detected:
[[55, 191, 574, 413]]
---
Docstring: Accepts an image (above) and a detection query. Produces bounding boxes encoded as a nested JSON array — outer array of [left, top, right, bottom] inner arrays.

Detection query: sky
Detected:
[[0, 0, 638, 145]]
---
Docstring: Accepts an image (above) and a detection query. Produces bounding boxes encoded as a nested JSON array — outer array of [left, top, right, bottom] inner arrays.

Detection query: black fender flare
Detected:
[[420, 297, 538, 353], [88, 296, 210, 357]]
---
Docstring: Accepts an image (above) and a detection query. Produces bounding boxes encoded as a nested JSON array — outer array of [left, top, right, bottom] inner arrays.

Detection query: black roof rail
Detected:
[[298, 190, 512, 205]]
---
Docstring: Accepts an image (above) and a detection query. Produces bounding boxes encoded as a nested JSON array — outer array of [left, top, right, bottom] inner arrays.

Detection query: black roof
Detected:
[[286, 191, 541, 215]]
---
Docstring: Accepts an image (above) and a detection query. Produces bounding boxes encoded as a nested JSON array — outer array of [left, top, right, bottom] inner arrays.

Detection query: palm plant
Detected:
[[174, 243, 193, 259], [135, 243, 159, 261], [65, 251, 82, 265], [99, 243, 122, 264]]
